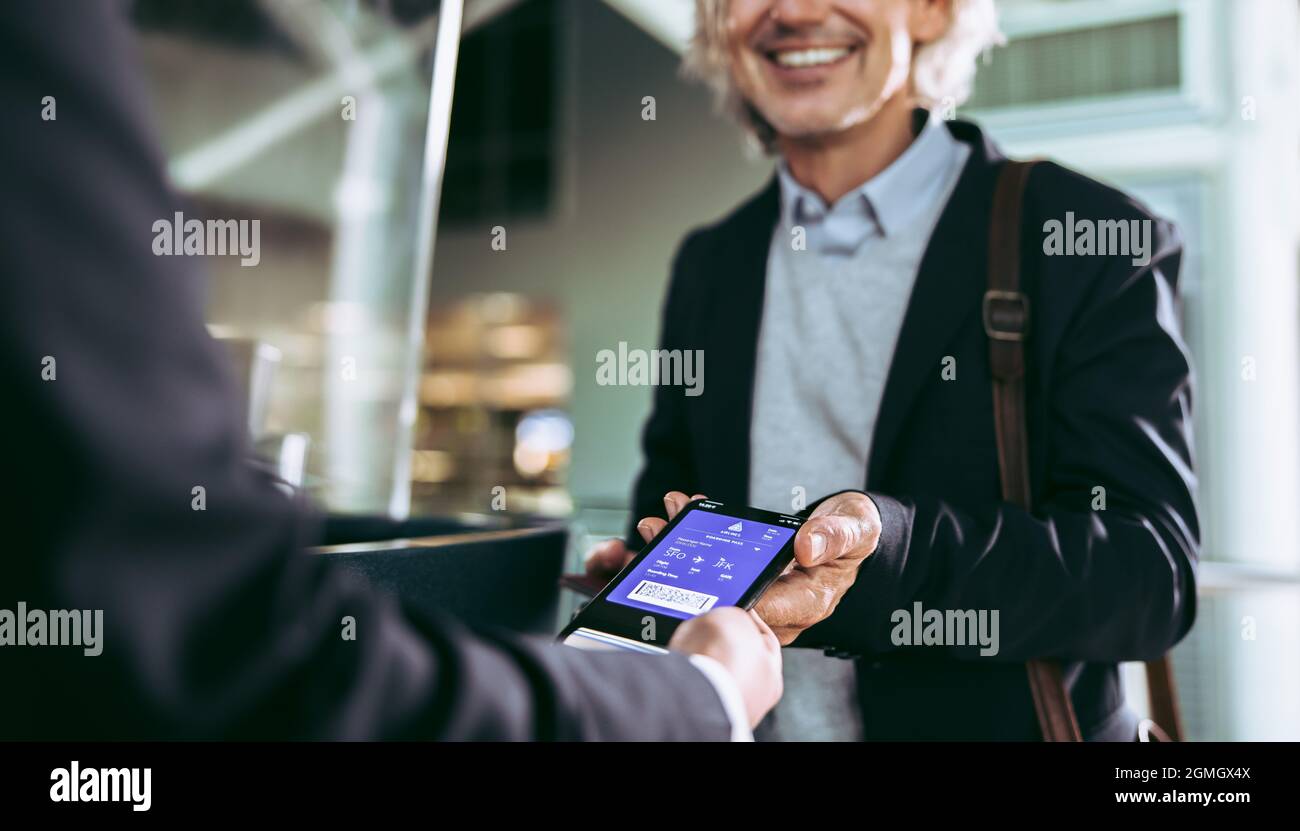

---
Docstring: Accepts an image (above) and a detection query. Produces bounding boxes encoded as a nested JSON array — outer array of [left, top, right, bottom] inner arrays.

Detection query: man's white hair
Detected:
[[683, 0, 1004, 152]]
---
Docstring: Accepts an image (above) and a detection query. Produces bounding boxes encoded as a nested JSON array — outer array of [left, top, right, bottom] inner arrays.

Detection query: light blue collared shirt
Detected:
[[776, 114, 967, 257]]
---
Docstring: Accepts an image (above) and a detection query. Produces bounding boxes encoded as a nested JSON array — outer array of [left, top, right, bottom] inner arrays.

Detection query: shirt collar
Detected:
[[777, 114, 963, 239]]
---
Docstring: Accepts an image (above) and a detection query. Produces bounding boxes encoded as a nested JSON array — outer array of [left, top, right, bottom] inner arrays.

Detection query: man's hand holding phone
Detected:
[[752, 490, 882, 644], [586, 490, 882, 645]]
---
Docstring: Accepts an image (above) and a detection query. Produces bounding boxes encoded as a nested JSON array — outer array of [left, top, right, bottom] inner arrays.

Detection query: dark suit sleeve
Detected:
[[0, 0, 731, 741], [625, 233, 703, 545], [801, 222, 1199, 663]]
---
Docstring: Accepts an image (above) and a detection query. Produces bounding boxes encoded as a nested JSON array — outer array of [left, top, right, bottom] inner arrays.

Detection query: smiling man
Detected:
[[588, 0, 1199, 741]]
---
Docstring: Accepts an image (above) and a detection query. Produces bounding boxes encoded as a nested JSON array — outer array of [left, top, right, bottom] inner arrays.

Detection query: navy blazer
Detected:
[[628, 119, 1200, 740]]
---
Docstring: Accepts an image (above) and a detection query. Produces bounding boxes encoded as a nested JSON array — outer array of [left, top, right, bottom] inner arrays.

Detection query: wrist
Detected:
[[686, 653, 755, 742]]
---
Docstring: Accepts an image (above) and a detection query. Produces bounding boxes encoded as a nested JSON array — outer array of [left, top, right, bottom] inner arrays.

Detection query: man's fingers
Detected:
[[585, 538, 627, 576], [796, 491, 882, 567], [749, 493, 882, 642], [752, 570, 819, 630], [794, 513, 872, 567], [663, 491, 690, 519], [662, 491, 709, 520], [636, 516, 666, 543], [636, 487, 710, 552]]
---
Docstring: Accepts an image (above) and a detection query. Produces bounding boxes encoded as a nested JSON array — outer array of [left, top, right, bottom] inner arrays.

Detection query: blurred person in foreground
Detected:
[[589, 0, 1198, 740], [0, 0, 780, 741]]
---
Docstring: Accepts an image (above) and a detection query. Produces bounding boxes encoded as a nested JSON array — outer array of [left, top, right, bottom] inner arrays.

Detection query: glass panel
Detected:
[[131, 0, 459, 517]]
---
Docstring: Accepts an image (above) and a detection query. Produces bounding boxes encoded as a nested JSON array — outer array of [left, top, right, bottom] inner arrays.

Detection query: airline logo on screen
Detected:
[[608, 510, 796, 619]]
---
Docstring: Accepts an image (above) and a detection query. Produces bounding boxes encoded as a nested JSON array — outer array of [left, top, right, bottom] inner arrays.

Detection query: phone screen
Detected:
[[605, 507, 797, 620]]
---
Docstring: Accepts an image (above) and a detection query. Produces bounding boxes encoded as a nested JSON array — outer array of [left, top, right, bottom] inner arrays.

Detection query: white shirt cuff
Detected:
[[687, 654, 754, 742]]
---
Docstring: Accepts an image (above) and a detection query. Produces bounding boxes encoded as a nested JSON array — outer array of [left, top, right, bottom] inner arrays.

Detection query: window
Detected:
[[442, 0, 557, 223]]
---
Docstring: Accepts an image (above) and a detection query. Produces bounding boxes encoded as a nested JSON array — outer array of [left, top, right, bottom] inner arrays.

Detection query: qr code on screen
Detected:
[[628, 580, 718, 614]]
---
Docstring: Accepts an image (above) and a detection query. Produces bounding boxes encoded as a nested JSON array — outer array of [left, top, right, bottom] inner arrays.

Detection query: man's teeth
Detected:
[[774, 47, 851, 68]]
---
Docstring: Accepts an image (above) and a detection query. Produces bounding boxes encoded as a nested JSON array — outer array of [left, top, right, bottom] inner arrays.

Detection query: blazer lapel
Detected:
[[701, 179, 780, 504], [867, 121, 1006, 488]]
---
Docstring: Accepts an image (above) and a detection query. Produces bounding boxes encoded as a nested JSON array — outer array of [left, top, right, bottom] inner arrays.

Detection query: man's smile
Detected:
[[767, 44, 857, 68], [758, 39, 863, 84]]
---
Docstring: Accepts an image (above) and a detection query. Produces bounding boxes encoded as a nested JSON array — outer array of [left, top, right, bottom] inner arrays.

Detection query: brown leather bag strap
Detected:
[[1145, 654, 1185, 741], [1026, 660, 1081, 742], [986, 160, 1082, 742], [986, 161, 1036, 504]]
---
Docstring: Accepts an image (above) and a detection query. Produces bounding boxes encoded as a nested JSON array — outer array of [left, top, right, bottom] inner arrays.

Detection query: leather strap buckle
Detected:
[[983, 290, 1030, 342]]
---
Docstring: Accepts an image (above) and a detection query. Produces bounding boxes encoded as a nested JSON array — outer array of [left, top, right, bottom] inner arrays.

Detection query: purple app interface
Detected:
[[608, 509, 797, 620]]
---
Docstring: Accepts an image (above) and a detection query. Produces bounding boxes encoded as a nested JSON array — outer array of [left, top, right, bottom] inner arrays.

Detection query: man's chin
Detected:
[[765, 112, 867, 143], [764, 99, 888, 143]]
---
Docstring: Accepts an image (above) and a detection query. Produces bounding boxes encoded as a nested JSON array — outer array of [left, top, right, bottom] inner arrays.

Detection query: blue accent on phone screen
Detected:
[[607, 510, 796, 620]]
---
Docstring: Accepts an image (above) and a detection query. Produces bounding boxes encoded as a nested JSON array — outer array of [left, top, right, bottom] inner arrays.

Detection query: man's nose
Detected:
[[769, 0, 835, 28]]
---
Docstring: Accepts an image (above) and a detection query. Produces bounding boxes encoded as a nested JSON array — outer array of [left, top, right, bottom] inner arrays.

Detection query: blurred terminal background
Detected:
[[126, 0, 1298, 739]]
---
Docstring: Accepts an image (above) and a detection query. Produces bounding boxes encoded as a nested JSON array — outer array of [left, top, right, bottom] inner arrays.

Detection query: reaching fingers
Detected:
[[585, 538, 623, 574], [635, 516, 667, 543], [662, 491, 708, 521]]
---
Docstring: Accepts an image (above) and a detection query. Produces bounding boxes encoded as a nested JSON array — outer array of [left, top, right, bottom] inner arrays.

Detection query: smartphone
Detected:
[[559, 499, 804, 653]]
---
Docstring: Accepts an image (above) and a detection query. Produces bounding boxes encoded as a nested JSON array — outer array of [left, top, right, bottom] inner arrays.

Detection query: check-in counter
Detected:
[[310, 515, 567, 635]]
